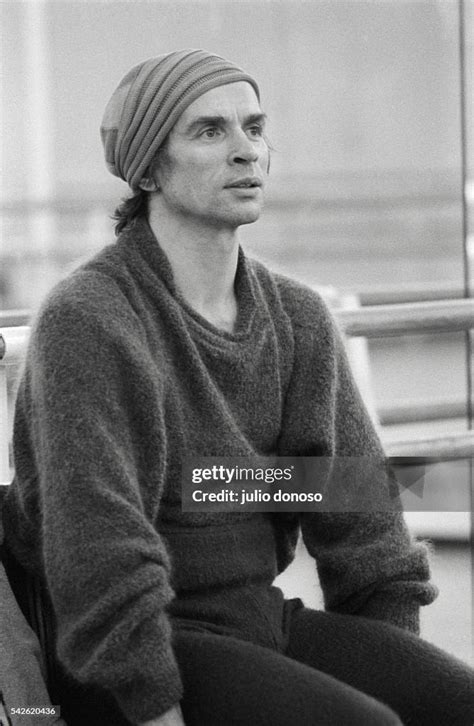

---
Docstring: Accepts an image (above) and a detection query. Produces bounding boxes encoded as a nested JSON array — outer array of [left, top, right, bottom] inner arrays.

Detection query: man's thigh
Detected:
[[173, 628, 402, 726], [286, 607, 474, 726]]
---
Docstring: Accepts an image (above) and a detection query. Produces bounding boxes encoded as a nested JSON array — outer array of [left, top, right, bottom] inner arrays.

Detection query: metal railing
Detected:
[[385, 431, 473, 459], [0, 310, 30, 327], [336, 298, 474, 338], [378, 398, 467, 425], [352, 281, 466, 306]]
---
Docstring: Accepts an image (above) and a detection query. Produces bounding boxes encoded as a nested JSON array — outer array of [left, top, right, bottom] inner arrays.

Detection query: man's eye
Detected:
[[202, 127, 220, 138], [248, 125, 263, 137]]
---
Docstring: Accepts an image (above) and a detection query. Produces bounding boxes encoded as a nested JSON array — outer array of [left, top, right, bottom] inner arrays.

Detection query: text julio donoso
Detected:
[[190, 465, 323, 504]]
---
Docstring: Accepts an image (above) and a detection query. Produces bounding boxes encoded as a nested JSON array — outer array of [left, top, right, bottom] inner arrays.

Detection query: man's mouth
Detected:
[[226, 177, 263, 189]]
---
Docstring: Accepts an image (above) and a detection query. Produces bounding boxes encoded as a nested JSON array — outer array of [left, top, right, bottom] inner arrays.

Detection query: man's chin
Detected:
[[238, 211, 261, 226], [232, 203, 264, 227], [206, 202, 264, 230]]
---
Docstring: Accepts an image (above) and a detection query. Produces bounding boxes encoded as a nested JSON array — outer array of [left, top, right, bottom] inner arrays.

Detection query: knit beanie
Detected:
[[100, 49, 260, 190]]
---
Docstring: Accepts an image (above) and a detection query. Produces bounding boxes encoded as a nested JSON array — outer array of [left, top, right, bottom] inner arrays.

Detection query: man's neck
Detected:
[[147, 205, 240, 333]]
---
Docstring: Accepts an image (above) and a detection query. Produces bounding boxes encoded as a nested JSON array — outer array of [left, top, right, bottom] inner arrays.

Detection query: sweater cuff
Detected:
[[356, 582, 438, 635], [112, 639, 183, 724]]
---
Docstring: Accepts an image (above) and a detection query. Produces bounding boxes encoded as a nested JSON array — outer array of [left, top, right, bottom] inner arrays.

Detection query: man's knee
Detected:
[[327, 692, 403, 726], [370, 701, 403, 726]]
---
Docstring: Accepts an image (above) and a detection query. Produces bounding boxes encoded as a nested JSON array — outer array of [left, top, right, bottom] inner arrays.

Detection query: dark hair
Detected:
[[112, 187, 149, 236], [112, 141, 172, 236]]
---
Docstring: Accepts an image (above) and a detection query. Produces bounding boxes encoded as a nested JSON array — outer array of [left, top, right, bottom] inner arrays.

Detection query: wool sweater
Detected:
[[3, 218, 437, 724]]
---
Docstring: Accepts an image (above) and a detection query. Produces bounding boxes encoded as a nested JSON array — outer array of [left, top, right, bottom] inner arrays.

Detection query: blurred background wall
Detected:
[[1, 0, 469, 300]]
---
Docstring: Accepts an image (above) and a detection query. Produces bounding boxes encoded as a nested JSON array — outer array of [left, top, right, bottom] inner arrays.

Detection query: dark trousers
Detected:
[[174, 607, 474, 726]]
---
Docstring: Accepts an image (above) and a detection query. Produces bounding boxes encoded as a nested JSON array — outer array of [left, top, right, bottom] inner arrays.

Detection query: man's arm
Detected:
[[6, 274, 183, 723], [276, 284, 437, 633]]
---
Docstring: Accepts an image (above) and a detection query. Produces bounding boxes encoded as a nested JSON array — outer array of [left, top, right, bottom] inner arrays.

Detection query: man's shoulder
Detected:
[[32, 244, 138, 342], [247, 257, 337, 331]]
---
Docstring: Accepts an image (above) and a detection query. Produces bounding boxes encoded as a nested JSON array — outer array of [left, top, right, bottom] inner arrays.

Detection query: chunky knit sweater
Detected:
[[3, 218, 437, 724]]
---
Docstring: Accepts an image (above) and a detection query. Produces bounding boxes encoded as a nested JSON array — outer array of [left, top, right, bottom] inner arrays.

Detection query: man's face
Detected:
[[153, 81, 269, 231]]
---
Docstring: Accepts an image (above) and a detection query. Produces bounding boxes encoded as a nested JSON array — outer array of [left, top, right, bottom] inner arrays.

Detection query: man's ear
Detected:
[[138, 177, 159, 192]]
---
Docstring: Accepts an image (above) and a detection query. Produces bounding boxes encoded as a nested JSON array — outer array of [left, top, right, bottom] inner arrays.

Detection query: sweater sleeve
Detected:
[[11, 273, 183, 723], [276, 283, 438, 634]]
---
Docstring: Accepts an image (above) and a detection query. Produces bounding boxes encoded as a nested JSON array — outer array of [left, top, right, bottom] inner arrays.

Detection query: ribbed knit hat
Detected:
[[101, 49, 260, 190]]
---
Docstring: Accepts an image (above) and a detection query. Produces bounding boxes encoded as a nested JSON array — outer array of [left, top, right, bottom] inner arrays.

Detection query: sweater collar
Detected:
[[116, 217, 262, 341]]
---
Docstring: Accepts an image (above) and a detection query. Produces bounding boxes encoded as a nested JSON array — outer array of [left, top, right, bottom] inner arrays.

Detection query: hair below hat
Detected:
[[100, 49, 260, 190]]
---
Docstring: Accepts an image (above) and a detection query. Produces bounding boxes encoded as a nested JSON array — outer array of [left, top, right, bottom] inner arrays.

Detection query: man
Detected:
[[3, 49, 474, 726]]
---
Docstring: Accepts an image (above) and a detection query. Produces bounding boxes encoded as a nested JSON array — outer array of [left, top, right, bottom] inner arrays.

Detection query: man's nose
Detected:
[[228, 130, 259, 164]]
